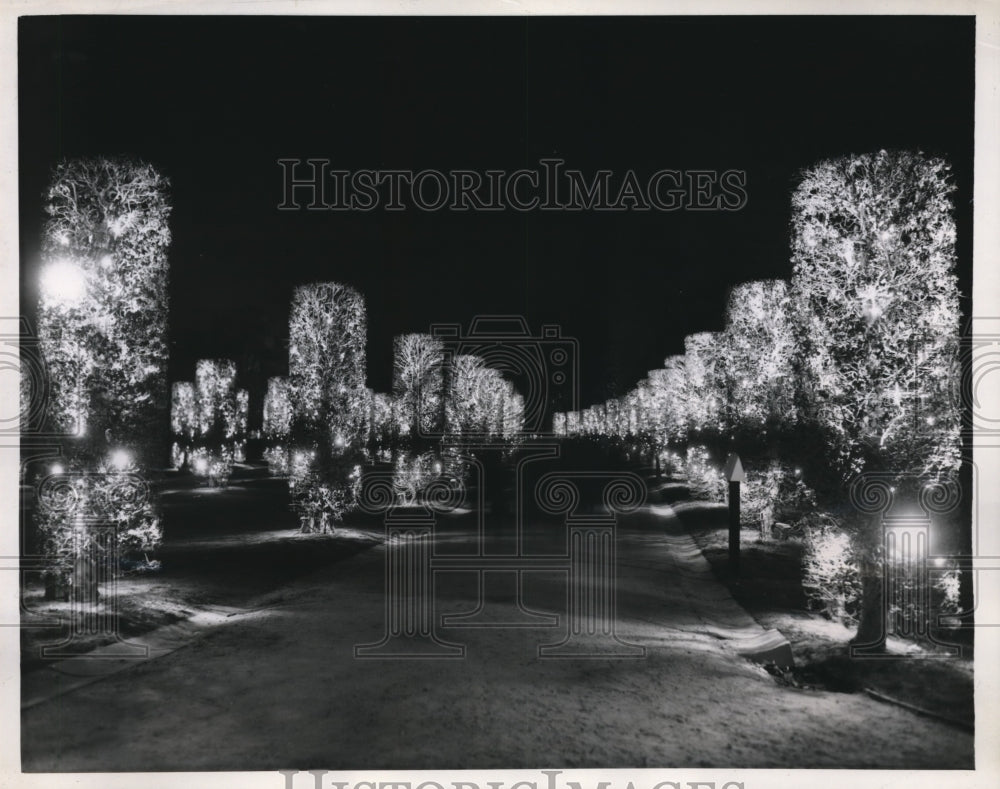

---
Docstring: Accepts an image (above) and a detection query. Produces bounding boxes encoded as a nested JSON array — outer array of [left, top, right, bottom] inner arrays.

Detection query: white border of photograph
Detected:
[[0, 2, 996, 789]]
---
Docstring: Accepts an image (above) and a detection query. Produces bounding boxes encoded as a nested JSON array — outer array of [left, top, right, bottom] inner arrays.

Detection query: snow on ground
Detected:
[[21, 491, 973, 770]]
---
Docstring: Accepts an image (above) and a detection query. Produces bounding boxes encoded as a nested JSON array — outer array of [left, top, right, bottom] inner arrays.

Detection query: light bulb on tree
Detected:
[[40, 259, 87, 307]]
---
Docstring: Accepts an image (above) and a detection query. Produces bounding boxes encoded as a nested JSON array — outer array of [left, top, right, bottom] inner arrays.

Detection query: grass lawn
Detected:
[[671, 494, 974, 733]]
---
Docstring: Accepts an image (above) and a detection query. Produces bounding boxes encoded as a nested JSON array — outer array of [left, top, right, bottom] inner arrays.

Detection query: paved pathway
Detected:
[[20, 502, 973, 770]]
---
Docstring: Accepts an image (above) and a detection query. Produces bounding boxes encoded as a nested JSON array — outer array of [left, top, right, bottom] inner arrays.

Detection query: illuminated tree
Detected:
[[501, 384, 525, 441], [190, 359, 240, 485], [170, 381, 197, 469], [262, 376, 292, 474], [35, 156, 170, 597], [721, 279, 797, 433], [552, 412, 567, 437], [445, 354, 491, 438], [790, 149, 962, 645], [684, 332, 725, 436], [393, 333, 445, 438], [367, 390, 396, 459], [233, 389, 249, 461], [38, 157, 171, 459], [658, 355, 688, 445], [287, 282, 367, 532]]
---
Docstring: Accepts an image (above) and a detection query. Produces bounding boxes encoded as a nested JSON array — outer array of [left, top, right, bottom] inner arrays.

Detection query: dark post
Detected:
[[722, 452, 745, 577], [728, 480, 741, 575]]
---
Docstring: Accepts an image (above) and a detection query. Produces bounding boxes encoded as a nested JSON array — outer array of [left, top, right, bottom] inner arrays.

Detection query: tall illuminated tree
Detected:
[[38, 157, 171, 462], [367, 390, 396, 458], [170, 381, 197, 469], [790, 149, 962, 645], [36, 156, 170, 597], [393, 333, 445, 438], [262, 376, 292, 473], [501, 383, 525, 441], [552, 412, 567, 437], [233, 389, 249, 461], [445, 354, 491, 438], [721, 279, 797, 434], [287, 282, 367, 532], [684, 332, 724, 437], [191, 359, 240, 485], [659, 355, 688, 445]]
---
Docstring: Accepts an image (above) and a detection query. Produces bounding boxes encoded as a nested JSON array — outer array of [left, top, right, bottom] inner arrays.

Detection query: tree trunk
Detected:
[[852, 556, 885, 650], [72, 543, 100, 604], [44, 574, 70, 602]]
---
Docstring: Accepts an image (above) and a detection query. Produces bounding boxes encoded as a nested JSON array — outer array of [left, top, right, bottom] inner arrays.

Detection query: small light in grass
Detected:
[[334, 434, 345, 448], [926, 416, 936, 426], [99, 253, 114, 269], [110, 448, 132, 470]]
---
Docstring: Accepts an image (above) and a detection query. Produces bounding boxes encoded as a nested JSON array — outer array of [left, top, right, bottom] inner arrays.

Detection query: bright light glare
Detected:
[[110, 448, 132, 470], [51, 463, 64, 476], [40, 260, 87, 306], [194, 457, 209, 474]]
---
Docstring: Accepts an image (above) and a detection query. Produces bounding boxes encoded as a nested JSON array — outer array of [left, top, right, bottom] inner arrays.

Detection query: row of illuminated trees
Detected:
[[261, 336, 526, 471], [168, 286, 527, 531], [555, 277, 797, 448], [169, 360, 249, 485], [555, 150, 964, 644], [32, 156, 528, 597]]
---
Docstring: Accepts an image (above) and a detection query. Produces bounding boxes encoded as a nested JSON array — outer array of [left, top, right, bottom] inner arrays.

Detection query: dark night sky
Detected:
[[18, 15, 975, 411]]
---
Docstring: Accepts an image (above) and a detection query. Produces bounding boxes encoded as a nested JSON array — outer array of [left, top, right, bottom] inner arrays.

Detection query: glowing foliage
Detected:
[[35, 157, 171, 590], [38, 156, 171, 460], [721, 280, 797, 431], [684, 332, 725, 435], [287, 282, 367, 531], [790, 150, 961, 489], [393, 333, 445, 437], [186, 359, 242, 484], [262, 376, 293, 474]]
